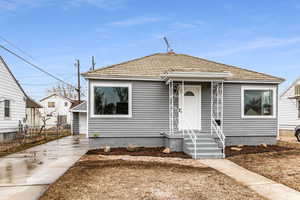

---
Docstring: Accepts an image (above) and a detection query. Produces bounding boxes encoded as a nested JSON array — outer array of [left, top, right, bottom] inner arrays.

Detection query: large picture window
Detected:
[[91, 83, 132, 117], [242, 86, 276, 118]]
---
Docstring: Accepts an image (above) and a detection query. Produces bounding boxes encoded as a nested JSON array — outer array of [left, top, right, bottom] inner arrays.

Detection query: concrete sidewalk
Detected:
[[200, 159, 300, 200], [0, 136, 89, 200]]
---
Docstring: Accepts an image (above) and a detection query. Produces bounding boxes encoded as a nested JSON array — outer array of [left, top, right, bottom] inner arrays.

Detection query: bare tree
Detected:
[[46, 83, 78, 99], [39, 110, 56, 137]]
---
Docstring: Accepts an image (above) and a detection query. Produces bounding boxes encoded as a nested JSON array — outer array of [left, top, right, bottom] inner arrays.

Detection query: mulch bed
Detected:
[[87, 147, 191, 158], [226, 144, 293, 157]]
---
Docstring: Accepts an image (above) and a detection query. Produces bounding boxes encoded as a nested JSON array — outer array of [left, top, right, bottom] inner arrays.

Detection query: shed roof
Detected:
[[26, 98, 42, 108]]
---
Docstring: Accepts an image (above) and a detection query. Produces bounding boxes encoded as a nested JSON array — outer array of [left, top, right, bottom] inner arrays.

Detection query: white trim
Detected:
[[84, 75, 283, 84], [71, 110, 87, 113], [162, 71, 232, 81], [241, 85, 277, 119], [83, 75, 282, 84], [86, 80, 89, 138], [178, 85, 202, 130], [90, 81, 132, 118], [83, 75, 161, 81]]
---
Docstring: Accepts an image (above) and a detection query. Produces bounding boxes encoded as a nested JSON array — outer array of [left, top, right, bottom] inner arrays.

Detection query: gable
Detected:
[[0, 57, 27, 100], [281, 77, 300, 98]]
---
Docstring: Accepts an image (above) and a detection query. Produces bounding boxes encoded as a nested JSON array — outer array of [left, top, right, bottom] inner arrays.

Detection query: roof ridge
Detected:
[[82, 53, 163, 75]]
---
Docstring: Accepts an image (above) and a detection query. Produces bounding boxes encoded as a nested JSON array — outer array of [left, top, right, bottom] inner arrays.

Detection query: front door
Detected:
[[179, 86, 201, 130]]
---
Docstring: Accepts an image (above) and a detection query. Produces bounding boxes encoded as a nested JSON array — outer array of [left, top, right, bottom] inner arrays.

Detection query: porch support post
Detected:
[[210, 81, 213, 137], [181, 80, 184, 131], [169, 80, 174, 135]]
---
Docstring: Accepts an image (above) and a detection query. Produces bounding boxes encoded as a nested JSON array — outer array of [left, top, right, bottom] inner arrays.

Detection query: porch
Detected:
[[162, 72, 231, 158]]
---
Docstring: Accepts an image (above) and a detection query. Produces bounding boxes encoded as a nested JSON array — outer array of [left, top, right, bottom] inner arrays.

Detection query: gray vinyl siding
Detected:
[[200, 83, 211, 133], [72, 112, 79, 135], [88, 80, 169, 137], [223, 83, 278, 137], [87, 80, 278, 138]]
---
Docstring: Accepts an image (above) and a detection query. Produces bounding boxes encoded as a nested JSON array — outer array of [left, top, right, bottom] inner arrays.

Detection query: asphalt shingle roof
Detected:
[[82, 53, 284, 82]]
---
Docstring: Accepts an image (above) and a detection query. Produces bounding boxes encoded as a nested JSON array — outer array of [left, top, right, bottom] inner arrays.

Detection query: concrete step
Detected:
[[184, 138, 216, 143], [185, 142, 218, 148], [184, 147, 223, 154], [192, 153, 224, 159]]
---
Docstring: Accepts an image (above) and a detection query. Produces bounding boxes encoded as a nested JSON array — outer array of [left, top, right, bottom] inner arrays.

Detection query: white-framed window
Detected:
[[48, 102, 55, 108], [90, 82, 132, 118], [241, 85, 276, 118], [4, 100, 10, 118]]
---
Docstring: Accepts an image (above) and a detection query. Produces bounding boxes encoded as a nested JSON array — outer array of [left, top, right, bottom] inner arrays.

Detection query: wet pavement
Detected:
[[0, 136, 89, 200]]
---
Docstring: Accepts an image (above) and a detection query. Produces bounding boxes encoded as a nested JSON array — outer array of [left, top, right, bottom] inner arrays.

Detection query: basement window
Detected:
[[91, 82, 132, 118], [241, 86, 276, 118]]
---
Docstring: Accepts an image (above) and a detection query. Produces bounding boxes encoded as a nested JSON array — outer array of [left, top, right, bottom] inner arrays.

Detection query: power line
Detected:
[[0, 44, 78, 90], [0, 35, 36, 61]]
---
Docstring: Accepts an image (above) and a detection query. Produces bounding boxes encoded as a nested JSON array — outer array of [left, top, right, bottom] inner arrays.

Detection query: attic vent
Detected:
[[295, 85, 300, 96]]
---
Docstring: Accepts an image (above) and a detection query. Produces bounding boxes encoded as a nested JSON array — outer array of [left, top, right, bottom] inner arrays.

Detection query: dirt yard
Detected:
[[40, 155, 266, 200], [228, 141, 300, 192]]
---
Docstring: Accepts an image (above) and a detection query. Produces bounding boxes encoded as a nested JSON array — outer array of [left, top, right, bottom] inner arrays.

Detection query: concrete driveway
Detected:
[[0, 136, 89, 200]]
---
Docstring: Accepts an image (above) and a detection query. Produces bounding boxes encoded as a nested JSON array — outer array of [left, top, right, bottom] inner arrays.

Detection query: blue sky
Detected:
[[0, 0, 300, 100]]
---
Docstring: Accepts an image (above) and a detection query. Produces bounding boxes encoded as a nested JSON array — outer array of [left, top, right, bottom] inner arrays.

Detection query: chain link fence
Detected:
[[0, 124, 71, 156]]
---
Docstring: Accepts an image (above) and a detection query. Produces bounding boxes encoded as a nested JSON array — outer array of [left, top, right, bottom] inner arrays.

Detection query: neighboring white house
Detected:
[[0, 56, 27, 140], [279, 77, 300, 130], [39, 93, 74, 127]]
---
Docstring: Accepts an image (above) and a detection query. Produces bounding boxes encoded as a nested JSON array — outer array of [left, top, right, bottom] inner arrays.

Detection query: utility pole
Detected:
[[92, 56, 96, 70], [75, 59, 81, 102]]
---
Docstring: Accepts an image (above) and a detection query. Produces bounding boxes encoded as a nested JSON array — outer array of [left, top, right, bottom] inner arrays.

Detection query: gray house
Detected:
[[80, 52, 284, 158]]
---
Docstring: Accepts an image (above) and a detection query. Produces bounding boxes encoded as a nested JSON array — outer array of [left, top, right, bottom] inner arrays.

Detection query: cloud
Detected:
[[108, 17, 165, 26], [0, 0, 46, 10], [65, 0, 126, 10], [203, 37, 300, 57], [170, 21, 204, 30], [0, 0, 126, 11]]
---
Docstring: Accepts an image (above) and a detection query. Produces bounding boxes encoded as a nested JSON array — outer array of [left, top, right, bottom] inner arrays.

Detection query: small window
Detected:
[[242, 86, 276, 118], [4, 100, 10, 118], [184, 91, 195, 96], [64, 102, 68, 107], [58, 115, 67, 124], [48, 102, 55, 108]]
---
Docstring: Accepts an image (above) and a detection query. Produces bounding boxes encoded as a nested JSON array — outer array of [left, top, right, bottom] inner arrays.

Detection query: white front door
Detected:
[[79, 113, 87, 134], [179, 86, 201, 130]]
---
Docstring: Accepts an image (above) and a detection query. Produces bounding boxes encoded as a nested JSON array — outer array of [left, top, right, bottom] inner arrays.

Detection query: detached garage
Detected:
[[71, 101, 87, 135]]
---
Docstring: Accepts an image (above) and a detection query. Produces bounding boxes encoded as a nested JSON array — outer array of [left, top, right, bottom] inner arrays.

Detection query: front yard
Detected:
[[40, 150, 266, 200], [228, 140, 300, 192]]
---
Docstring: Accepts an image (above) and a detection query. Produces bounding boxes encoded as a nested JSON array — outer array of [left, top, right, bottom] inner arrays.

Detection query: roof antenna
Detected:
[[163, 37, 174, 53]]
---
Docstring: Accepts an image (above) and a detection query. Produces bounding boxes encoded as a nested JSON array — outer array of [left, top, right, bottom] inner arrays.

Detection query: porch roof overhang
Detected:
[[161, 71, 233, 84], [288, 95, 300, 99]]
